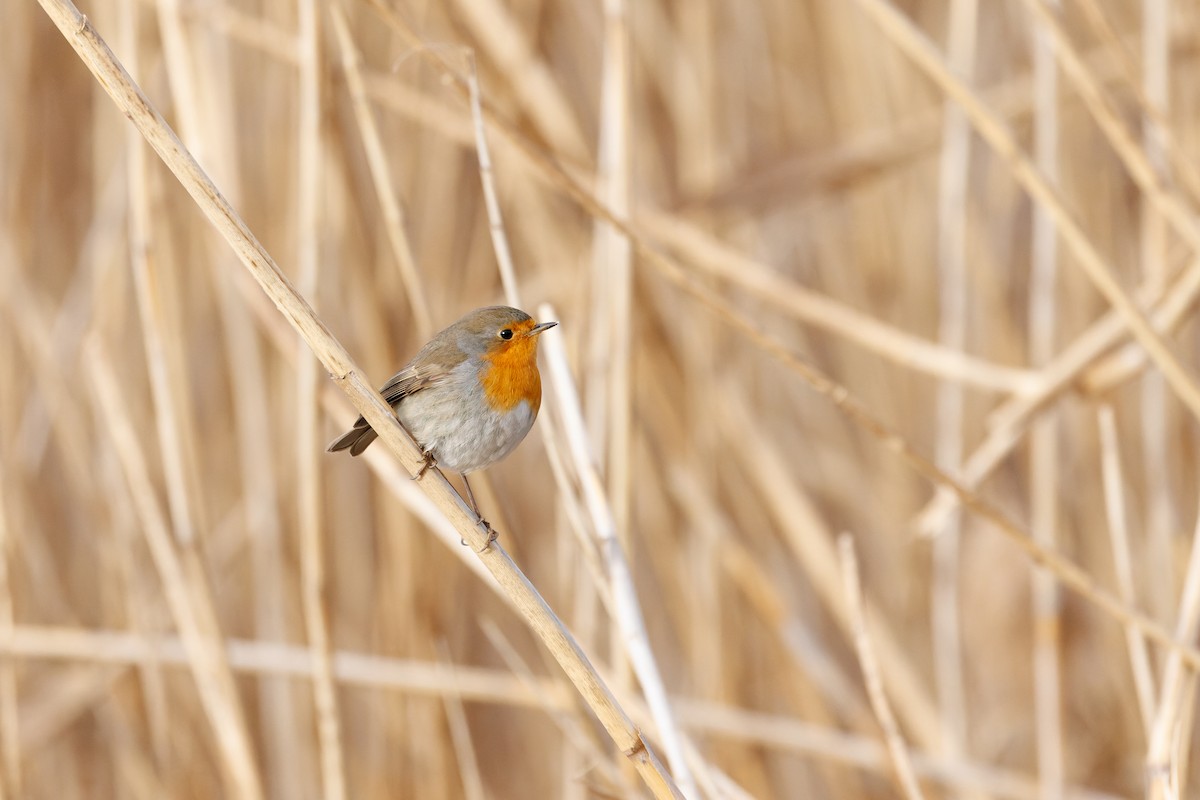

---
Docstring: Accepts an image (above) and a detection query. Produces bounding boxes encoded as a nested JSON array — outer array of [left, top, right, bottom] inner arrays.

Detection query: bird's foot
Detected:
[[477, 519, 499, 553], [413, 449, 437, 480], [460, 518, 499, 552]]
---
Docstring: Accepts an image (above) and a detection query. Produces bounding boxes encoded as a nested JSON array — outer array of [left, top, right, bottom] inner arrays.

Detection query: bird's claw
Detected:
[[477, 520, 498, 553], [413, 449, 436, 481], [460, 519, 499, 552]]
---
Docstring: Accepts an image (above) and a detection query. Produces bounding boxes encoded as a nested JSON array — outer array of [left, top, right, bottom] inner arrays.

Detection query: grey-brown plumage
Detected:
[[325, 356, 458, 456], [326, 306, 551, 467]]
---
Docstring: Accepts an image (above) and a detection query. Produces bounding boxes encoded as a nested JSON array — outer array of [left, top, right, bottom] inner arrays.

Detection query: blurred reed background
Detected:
[[2, 0, 1200, 797]]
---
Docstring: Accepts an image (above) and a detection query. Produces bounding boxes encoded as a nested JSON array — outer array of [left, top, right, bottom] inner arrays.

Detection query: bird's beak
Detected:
[[527, 321, 558, 337]]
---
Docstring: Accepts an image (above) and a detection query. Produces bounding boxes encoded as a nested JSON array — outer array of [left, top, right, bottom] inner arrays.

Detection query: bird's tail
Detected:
[[326, 421, 378, 456]]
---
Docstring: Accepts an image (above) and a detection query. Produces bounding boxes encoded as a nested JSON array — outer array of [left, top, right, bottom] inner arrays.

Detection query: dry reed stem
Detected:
[[1028, 5, 1064, 797], [838, 535, 926, 800], [540, 302, 699, 798], [0, 445, 17, 799], [669, 1, 717, 197], [1146, 487, 1200, 800], [852, 0, 1200, 428], [594, 0, 634, 584], [129, 0, 208, 560], [0, 243, 18, 800], [296, 2, 347, 798], [103, 447, 172, 774], [355, 446, 506, 589], [539, 409, 618, 614], [126, 133, 206, 551], [1096, 405, 1157, 735], [6, 624, 572, 708], [84, 340, 263, 800], [35, 3, 682, 795], [1137, 0, 1178, 652], [221, 202, 299, 799], [1175, 694, 1198, 799], [670, 463, 730, 775], [465, 51, 521, 308], [114, 0, 175, 778], [328, 3, 431, 338], [435, 641, 487, 800], [126, 139, 206, 556], [931, 0, 976, 764]]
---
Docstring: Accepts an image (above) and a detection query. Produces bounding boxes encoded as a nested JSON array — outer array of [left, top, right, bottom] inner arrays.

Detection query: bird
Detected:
[[328, 305, 557, 545]]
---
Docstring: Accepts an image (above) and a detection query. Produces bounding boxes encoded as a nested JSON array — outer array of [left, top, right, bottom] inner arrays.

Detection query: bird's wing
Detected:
[[339, 362, 449, 436], [342, 337, 468, 433], [378, 361, 451, 406]]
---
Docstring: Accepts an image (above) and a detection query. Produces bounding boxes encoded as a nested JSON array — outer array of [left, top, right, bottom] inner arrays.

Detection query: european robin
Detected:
[[328, 306, 557, 541]]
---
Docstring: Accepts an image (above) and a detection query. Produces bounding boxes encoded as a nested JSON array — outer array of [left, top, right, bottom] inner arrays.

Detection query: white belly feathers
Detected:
[[395, 363, 537, 474]]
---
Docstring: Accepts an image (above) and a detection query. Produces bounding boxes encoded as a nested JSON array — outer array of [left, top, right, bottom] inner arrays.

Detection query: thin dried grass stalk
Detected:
[[0, 452, 17, 799], [329, 3, 431, 337], [296, 2, 347, 798], [838, 535, 926, 800], [1096, 405, 1157, 733], [931, 0, 976, 763], [540, 302, 699, 797], [436, 641, 487, 800], [1028, 4, 1064, 795]]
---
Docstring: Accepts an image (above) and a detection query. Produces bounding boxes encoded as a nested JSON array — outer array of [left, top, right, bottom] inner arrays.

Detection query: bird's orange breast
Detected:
[[480, 337, 542, 413]]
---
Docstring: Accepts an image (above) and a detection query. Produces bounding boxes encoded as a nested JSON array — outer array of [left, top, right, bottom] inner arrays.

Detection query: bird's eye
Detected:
[[499, 328, 514, 340]]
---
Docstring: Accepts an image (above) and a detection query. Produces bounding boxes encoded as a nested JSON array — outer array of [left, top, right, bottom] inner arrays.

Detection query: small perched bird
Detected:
[[328, 305, 557, 542]]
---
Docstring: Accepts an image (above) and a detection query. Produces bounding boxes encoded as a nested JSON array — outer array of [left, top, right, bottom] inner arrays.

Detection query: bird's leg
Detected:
[[460, 473, 497, 552], [413, 447, 437, 480]]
